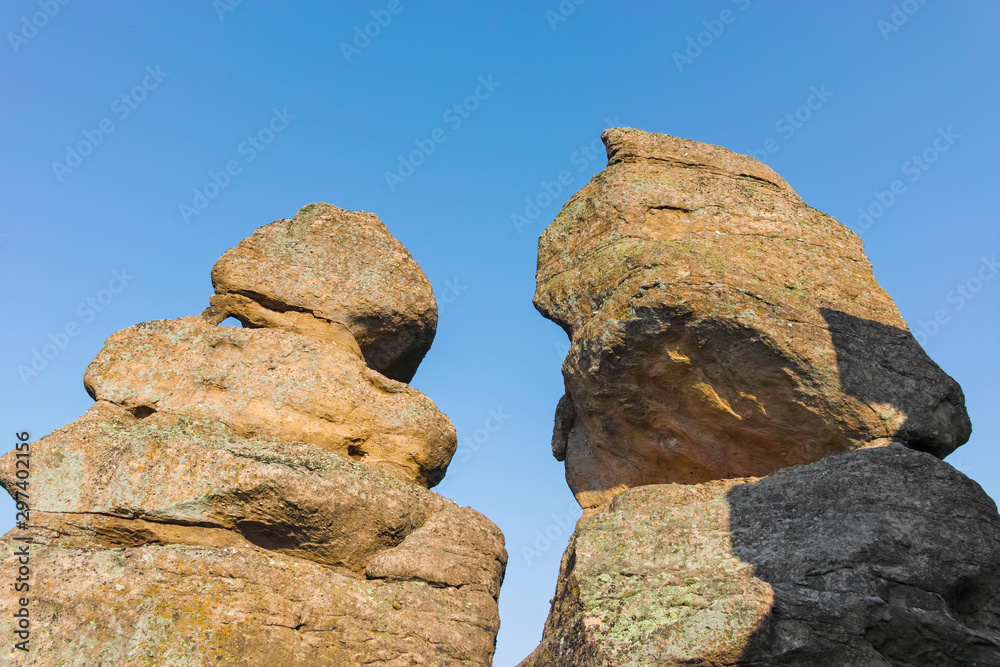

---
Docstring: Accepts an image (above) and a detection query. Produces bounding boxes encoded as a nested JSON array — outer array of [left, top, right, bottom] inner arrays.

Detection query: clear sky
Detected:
[[1, 2, 997, 665]]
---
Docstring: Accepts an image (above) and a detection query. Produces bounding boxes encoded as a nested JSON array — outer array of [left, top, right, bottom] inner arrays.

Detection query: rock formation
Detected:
[[1, 204, 506, 666], [521, 446, 1000, 666], [207, 202, 438, 383], [536, 127, 971, 510], [84, 316, 454, 487], [525, 129, 998, 664]]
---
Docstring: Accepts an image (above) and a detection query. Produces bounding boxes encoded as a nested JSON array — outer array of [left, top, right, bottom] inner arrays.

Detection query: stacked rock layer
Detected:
[[1, 203, 507, 666], [523, 129, 999, 665]]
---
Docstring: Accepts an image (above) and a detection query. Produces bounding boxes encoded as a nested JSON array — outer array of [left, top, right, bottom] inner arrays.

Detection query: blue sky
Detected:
[[1, 2, 997, 664]]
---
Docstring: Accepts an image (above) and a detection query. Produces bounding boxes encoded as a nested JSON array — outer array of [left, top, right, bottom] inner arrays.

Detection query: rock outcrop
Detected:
[[207, 202, 438, 383], [525, 129, 995, 665], [84, 316, 455, 488], [520, 446, 1000, 666], [536, 127, 971, 509], [1, 204, 506, 665]]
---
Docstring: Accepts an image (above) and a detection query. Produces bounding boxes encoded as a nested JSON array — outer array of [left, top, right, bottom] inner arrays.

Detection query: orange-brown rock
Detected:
[[535, 127, 971, 509], [208, 202, 438, 383], [0, 403, 506, 665], [83, 316, 455, 488], [0, 202, 506, 665]]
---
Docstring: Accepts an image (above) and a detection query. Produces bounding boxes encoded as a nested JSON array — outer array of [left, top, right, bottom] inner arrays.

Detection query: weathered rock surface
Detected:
[[0, 204, 506, 665], [0, 402, 506, 665], [84, 316, 455, 488], [520, 445, 1000, 666], [536, 127, 971, 508], [0, 543, 499, 666], [208, 202, 438, 383]]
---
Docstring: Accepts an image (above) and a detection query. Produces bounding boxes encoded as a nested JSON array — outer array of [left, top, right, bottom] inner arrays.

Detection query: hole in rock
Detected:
[[131, 406, 157, 419], [235, 520, 301, 551], [347, 444, 366, 461], [218, 316, 243, 327]]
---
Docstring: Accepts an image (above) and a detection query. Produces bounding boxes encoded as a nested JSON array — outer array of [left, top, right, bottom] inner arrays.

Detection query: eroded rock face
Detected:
[[536, 127, 971, 508], [0, 204, 506, 665], [0, 544, 499, 666], [0, 403, 506, 665], [83, 316, 455, 488], [209, 202, 438, 383], [520, 446, 1000, 666]]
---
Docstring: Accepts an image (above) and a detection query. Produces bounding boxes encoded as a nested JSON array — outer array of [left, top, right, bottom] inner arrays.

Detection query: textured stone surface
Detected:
[[209, 202, 438, 383], [0, 404, 506, 665], [536, 127, 971, 508], [0, 542, 503, 667], [520, 445, 1000, 666], [520, 479, 772, 666], [83, 316, 456, 488], [0, 201, 507, 665]]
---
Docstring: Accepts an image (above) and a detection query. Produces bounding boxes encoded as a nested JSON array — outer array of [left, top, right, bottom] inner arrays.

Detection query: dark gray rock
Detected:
[[520, 445, 1000, 666]]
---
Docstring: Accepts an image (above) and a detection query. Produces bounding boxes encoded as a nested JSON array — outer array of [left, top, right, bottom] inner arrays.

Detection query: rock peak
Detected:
[[208, 201, 438, 383], [602, 126, 797, 195], [534, 127, 970, 511]]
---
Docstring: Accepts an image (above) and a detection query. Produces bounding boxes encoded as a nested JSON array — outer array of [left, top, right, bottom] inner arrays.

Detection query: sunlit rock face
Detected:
[[0, 405, 506, 665], [84, 316, 455, 488], [209, 202, 438, 384], [535, 127, 970, 510], [0, 205, 507, 666], [524, 130, 992, 666]]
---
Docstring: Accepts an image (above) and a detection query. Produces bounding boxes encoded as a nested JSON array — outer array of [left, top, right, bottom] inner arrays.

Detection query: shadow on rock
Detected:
[[727, 445, 1000, 666], [819, 307, 970, 457]]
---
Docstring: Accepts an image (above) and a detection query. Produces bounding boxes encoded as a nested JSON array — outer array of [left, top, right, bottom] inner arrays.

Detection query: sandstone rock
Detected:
[[520, 445, 1000, 666], [0, 199, 506, 665], [0, 403, 506, 665], [83, 316, 455, 488], [536, 127, 971, 508], [2, 401, 456, 570], [367, 506, 507, 595], [0, 542, 503, 666], [521, 478, 771, 666], [209, 202, 437, 383]]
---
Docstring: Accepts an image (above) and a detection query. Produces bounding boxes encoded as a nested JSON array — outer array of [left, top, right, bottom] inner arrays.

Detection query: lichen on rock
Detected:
[[535, 127, 971, 509], [0, 203, 506, 666], [208, 202, 438, 383], [524, 129, 995, 666], [520, 446, 1000, 666]]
